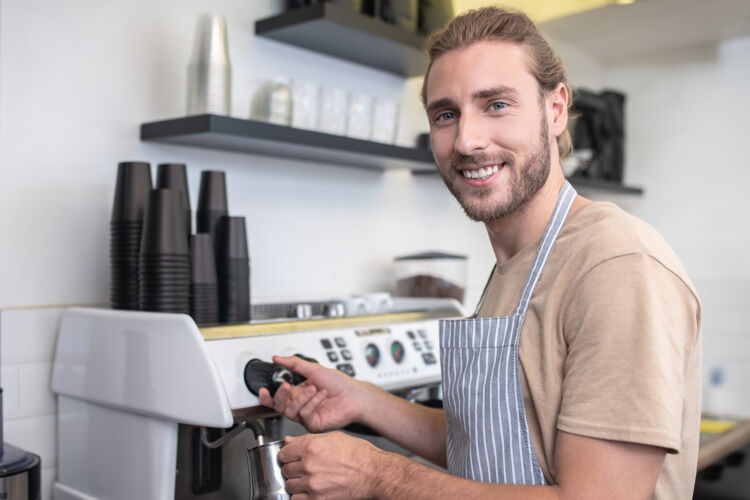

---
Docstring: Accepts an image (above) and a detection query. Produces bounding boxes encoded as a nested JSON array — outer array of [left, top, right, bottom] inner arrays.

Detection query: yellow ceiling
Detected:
[[452, 0, 624, 23]]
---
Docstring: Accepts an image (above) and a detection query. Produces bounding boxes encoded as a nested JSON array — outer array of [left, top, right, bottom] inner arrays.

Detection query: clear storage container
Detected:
[[394, 252, 467, 303]]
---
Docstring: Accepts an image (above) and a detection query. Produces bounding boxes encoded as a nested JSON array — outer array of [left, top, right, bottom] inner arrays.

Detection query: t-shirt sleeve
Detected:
[[557, 253, 701, 453]]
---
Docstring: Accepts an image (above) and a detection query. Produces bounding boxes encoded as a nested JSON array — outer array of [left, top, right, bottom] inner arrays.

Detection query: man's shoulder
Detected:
[[558, 201, 695, 291]]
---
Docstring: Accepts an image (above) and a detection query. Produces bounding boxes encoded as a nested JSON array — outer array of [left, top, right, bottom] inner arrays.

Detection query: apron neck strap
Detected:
[[513, 181, 577, 316], [471, 181, 577, 318]]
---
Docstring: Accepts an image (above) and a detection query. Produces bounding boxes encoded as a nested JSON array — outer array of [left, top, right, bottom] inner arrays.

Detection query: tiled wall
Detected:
[[1, 306, 66, 500]]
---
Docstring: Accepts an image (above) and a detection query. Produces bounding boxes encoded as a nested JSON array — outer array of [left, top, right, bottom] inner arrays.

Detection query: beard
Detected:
[[438, 114, 551, 223]]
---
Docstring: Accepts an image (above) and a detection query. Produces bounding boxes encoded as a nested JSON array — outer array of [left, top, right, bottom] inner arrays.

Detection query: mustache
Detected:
[[450, 152, 513, 170]]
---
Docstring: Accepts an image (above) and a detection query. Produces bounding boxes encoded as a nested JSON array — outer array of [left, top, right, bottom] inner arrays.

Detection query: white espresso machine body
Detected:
[[51, 297, 464, 500]]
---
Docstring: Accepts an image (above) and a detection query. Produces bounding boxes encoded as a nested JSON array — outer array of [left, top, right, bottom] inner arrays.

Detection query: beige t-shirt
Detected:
[[476, 201, 702, 499]]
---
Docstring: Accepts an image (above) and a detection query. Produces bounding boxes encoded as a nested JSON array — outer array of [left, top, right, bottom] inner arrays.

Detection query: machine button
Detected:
[[424, 340, 433, 350], [341, 349, 353, 361], [422, 352, 437, 365], [320, 338, 333, 349], [418, 329, 428, 339], [365, 343, 380, 367], [336, 363, 356, 377], [327, 351, 339, 362], [407, 330, 416, 340], [390, 341, 405, 364], [413, 341, 423, 352], [334, 336, 347, 348]]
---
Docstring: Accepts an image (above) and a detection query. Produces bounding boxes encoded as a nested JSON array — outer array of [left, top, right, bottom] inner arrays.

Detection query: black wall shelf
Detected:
[[255, 3, 427, 76], [140, 115, 436, 172], [140, 116, 642, 194]]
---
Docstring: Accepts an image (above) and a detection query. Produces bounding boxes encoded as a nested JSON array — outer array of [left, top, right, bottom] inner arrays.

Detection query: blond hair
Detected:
[[421, 6, 572, 158]]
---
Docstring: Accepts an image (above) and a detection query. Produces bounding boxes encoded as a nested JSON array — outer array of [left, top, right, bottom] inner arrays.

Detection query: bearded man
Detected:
[[260, 7, 702, 499]]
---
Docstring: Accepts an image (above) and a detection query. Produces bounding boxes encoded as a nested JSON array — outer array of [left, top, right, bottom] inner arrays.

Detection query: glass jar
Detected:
[[393, 252, 467, 303]]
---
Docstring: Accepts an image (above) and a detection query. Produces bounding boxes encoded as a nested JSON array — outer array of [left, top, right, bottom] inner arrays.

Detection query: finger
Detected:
[[272, 382, 292, 412], [281, 460, 306, 479], [285, 477, 308, 495], [298, 389, 328, 421], [278, 436, 304, 463], [284, 385, 318, 419], [272, 355, 321, 378], [258, 387, 273, 407]]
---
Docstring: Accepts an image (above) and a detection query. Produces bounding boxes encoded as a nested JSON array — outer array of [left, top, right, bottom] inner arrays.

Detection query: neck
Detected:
[[484, 164, 566, 266]]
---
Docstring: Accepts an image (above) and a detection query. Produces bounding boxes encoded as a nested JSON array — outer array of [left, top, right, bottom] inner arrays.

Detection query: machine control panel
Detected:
[[204, 314, 452, 411]]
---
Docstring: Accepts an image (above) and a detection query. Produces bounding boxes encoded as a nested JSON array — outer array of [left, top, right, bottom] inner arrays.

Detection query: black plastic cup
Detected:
[[197, 171, 228, 213], [215, 216, 250, 323], [137, 189, 190, 314], [139, 279, 191, 287], [139, 259, 191, 269], [141, 304, 190, 314], [196, 211, 226, 259], [140, 255, 191, 263], [140, 293, 190, 301], [140, 189, 190, 256], [111, 162, 153, 222], [138, 289, 189, 300], [191, 283, 219, 325], [197, 171, 228, 257], [157, 163, 191, 239], [191, 234, 218, 285], [217, 216, 249, 260], [110, 162, 152, 311]]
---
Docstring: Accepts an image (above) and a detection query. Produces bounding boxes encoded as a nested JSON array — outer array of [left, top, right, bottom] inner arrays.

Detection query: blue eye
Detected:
[[490, 102, 507, 111], [437, 111, 456, 121]]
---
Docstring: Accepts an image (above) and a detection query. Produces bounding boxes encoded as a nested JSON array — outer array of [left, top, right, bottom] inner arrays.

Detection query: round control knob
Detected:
[[390, 341, 405, 364], [244, 359, 293, 396], [365, 343, 380, 367]]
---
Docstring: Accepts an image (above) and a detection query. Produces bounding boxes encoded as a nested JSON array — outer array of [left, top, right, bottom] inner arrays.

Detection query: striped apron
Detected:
[[439, 181, 577, 484]]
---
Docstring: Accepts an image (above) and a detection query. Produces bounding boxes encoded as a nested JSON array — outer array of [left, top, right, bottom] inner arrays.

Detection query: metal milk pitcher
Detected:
[[246, 439, 289, 500]]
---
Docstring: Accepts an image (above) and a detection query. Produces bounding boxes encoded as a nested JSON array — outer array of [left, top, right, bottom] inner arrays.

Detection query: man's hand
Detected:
[[279, 432, 385, 500], [274, 430, 667, 500], [258, 355, 373, 433]]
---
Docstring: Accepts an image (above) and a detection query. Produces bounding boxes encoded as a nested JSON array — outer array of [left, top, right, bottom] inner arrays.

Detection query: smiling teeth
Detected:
[[463, 165, 499, 179]]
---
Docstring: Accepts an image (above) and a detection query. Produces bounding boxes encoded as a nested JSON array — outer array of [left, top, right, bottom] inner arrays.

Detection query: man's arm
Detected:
[[357, 384, 447, 467], [280, 430, 666, 499], [259, 355, 447, 465]]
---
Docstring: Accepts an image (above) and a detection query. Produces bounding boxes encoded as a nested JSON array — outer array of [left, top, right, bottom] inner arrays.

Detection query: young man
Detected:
[[259, 7, 701, 499]]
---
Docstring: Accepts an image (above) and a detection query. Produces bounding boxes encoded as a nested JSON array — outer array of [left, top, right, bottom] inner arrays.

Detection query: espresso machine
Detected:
[[51, 295, 463, 499]]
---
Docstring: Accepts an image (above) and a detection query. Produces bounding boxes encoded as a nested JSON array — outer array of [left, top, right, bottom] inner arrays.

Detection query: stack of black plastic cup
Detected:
[[217, 216, 250, 323], [156, 163, 191, 242], [110, 162, 152, 310], [139, 189, 191, 314], [196, 171, 228, 258], [190, 234, 219, 325]]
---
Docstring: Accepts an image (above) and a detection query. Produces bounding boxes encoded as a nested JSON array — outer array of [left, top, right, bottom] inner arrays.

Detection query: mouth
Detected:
[[460, 163, 503, 181]]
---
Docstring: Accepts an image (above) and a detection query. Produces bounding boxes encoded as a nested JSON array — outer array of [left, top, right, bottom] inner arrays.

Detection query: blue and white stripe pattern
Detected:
[[440, 181, 576, 485]]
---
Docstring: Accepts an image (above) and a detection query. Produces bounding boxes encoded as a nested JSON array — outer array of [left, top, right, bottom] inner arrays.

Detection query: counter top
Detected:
[[698, 419, 750, 471]]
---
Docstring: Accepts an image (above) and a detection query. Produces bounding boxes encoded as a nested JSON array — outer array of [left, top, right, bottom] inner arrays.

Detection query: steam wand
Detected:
[[200, 419, 267, 449]]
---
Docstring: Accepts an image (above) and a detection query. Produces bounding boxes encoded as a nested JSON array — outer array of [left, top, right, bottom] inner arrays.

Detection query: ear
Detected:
[[547, 82, 569, 139]]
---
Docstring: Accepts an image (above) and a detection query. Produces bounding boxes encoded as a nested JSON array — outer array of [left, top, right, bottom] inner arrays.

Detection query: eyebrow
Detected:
[[473, 85, 520, 101], [426, 85, 521, 115]]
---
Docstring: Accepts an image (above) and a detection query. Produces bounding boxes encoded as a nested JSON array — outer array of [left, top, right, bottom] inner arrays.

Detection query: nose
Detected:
[[454, 112, 488, 156]]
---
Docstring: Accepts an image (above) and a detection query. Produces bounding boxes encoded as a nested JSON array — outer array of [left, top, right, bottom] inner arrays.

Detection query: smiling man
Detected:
[[260, 7, 702, 499]]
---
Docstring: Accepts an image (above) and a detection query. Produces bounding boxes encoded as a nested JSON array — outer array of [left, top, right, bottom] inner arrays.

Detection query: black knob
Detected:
[[244, 359, 294, 396]]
